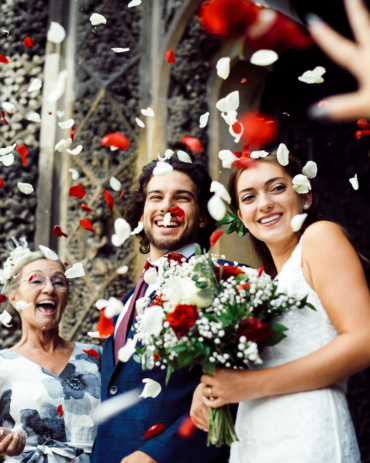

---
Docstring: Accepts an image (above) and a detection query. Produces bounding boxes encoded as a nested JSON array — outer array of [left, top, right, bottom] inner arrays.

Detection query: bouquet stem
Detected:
[[207, 405, 238, 447]]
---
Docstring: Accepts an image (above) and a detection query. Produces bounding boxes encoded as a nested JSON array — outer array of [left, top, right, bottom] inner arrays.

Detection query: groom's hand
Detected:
[[121, 451, 157, 463]]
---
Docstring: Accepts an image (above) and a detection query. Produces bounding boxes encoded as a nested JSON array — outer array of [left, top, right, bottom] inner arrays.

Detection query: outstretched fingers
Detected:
[[344, 0, 370, 45]]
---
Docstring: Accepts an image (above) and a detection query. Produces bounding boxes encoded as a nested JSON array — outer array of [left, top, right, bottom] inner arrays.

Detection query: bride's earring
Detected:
[[303, 204, 309, 209]]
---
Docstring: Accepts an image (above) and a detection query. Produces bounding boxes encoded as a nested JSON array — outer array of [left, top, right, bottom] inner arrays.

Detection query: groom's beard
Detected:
[[144, 221, 200, 253]]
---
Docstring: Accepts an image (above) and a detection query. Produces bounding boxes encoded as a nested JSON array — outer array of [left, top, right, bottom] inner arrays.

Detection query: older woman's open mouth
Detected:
[[36, 300, 57, 315]]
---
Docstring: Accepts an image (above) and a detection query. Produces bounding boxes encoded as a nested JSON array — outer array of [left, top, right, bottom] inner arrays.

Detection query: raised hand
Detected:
[[307, 0, 370, 121], [0, 428, 27, 457]]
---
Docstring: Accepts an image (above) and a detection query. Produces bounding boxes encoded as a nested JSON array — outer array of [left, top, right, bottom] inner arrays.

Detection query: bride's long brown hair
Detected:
[[228, 151, 323, 276]]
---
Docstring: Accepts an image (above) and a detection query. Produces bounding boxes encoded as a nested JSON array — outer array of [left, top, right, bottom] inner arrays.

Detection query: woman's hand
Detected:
[[0, 428, 27, 457], [307, 0, 370, 120], [190, 383, 209, 431]]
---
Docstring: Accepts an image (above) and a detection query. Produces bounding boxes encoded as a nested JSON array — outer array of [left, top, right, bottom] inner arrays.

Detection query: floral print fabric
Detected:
[[0, 342, 102, 462]]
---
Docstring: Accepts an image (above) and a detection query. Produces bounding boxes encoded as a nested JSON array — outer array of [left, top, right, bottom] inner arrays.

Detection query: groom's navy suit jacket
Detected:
[[91, 259, 238, 463]]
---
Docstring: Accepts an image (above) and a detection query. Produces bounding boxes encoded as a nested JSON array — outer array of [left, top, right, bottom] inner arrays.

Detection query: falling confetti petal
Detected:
[[130, 222, 144, 235], [68, 168, 79, 180], [0, 310, 12, 328], [16, 301, 33, 311], [153, 162, 173, 177], [55, 138, 72, 152], [48, 22, 66, 43], [90, 13, 107, 25], [135, 117, 145, 128], [298, 66, 326, 84], [144, 423, 165, 439], [18, 182, 34, 194], [141, 107, 155, 117], [241, 78, 247, 83], [139, 379, 162, 398], [70, 124, 75, 142], [81, 204, 94, 213], [0, 154, 15, 166], [27, 112, 41, 123], [210, 181, 231, 203], [79, 415, 94, 428], [216, 57, 230, 79], [170, 205, 185, 222], [27, 78, 42, 92], [177, 150, 192, 163], [239, 111, 278, 147], [15, 144, 28, 166], [112, 218, 131, 247], [277, 143, 289, 166], [48, 70, 68, 102], [0, 179, 3, 189], [357, 118, 370, 128], [199, 112, 210, 128], [97, 308, 114, 336], [24, 36, 36, 47], [302, 161, 317, 179], [0, 143, 16, 156], [250, 50, 278, 66], [101, 132, 130, 150], [291, 213, 307, 232], [82, 349, 99, 358], [97, 389, 141, 424], [65, 263, 85, 279], [0, 54, 9, 64], [0, 111, 8, 126], [103, 190, 114, 211], [105, 297, 125, 318], [178, 416, 197, 439], [109, 177, 121, 191], [2, 102, 15, 114], [182, 136, 203, 152], [69, 185, 86, 199], [67, 145, 83, 155], [208, 194, 226, 221], [59, 119, 75, 129], [80, 219, 95, 233], [112, 48, 130, 53], [39, 245, 59, 260], [216, 91, 239, 112], [56, 110, 65, 119], [117, 265, 129, 274], [128, 0, 142, 7], [52, 225, 68, 238], [57, 405, 63, 418], [95, 300, 108, 310], [210, 231, 224, 247], [349, 174, 359, 190], [165, 49, 176, 63], [0, 295, 6, 304]]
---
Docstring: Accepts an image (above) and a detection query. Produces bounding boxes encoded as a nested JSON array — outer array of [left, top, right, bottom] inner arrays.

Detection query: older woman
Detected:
[[0, 247, 102, 462]]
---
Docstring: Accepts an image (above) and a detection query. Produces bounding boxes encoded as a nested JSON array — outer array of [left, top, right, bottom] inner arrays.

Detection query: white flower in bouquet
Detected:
[[141, 305, 165, 337]]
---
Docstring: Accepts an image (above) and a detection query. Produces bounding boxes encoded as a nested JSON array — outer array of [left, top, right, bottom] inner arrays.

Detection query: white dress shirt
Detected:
[[114, 243, 196, 337]]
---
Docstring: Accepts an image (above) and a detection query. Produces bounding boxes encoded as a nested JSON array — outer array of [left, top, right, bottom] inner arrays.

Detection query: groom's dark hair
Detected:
[[122, 156, 216, 253]]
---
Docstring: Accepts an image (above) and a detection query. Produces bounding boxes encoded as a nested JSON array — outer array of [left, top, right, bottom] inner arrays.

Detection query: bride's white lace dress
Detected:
[[230, 237, 361, 463]]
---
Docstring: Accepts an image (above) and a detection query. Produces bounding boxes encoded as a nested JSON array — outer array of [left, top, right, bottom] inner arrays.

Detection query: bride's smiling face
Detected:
[[237, 162, 312, 246]]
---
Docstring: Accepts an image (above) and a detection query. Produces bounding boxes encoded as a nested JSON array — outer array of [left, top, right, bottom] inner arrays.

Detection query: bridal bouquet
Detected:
[[132, 246, 315, 447]]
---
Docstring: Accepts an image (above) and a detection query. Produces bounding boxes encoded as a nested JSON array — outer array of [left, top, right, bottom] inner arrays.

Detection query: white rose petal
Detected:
[[136, 296, 149, 314], [112, 48, 130, 53], [105, 297, 124, 318], [153, 162, 173, 177], [164, 149, 174, 159], [97, 389, 140, 424], [130, 221, 144, 235], [128, 0, 142, 7], [58, 119, 75, 129], [116, 265, 129, 274], [218, 149, 238, 168], [141, 107, 155, 117], [39, 245, 58, 260], [27, 78, 42, 93], [141, 305, 165, 337], [216, 91, 239, 113], [163, 212, 171, 227], [135, 117, 145, 128], [87, 331, 110, 339], [68, 168, 79, 180], [199, 112, 210, 128], [302, 161, 318, 179], [27, 112, 41, 123], [2, 102, 15, 114], [48, 69, 68, 102], [298, 66, 326, 84], [67, 145, 83, 155], [207, 194, 226, 221], [110, 177, 121, 191], [221, 110, 238, 126], [250, 150, 269, 159], [277, 143, 289, 166], [55, 138, 72, 152], [90, 13, 107, 25], [144, 267, 158, 285], [250, 50, 278, 66], [112, 218, 131, 247], [292, 174, 311, 194], [0, 310, 12, 328], [79, 415, 94, 428], [216, 57, 230, 80], [32, 391, 44, 404], [0, 154, 15, 166], [65, 263, 85, 279], [95, 299, 109, 310], [291, 213, 308, 232], [56, 110, 65, 119], [118, 335, 138, 362], [229, 121, 244, 143], [139, 378, 162, 399], [349, 174, 359, 190], [0, 143, 16, 156], [47, 22, 66, 44], [110, 146, 119, 151], [210, 181, 230, 203], [18, 182, 34, 194], [177, 150, 192, 163], [16, 301, 33, 311]]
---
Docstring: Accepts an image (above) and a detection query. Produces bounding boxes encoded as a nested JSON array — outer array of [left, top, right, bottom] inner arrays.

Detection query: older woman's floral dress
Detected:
[[0, 342, 102, 462]]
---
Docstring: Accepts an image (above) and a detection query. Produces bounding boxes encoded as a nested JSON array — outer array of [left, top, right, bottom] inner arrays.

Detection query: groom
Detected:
[[91, 156, 232, 463]]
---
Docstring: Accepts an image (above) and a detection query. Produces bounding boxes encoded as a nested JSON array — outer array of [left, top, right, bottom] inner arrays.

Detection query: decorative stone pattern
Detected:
[[59, 0, 142, 344], [0, 0, 48, 349]]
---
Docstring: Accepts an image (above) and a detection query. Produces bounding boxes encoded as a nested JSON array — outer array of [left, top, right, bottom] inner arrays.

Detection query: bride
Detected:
[[190, 150, 370, 462]]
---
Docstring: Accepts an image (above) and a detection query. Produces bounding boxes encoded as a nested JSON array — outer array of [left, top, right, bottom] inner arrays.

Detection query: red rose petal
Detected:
[[57, 405, 63, 418], [80, 219, 95, 233], [0, 54, 9, 64], [144, 423, 165, 439], [178, 416, 197, 439], [181, 136, 203, 152], [82, 349, 99, 358], [48, 112, 52, 115], [64, 263, 69, 267], [0, 295, 7, 304], [16, 144, 28, 166], [170, 206, 185, 222], [357, 118, 370, 128], [239, 111, 278, 147], [1, 110, 9, 126], [233, 157, 258, 169], [232, 121, 242, 134], [0, 179, 4, 189], [119, 191, 125, 199], [29, 273, 37, 282], [165, 49, 176, 63], [69, 185, 86, 199], [24, 36, 36, 47], [210, 231, 224, 247], [101, 132, 130, 150], [103, 190, 114, 211], [97, 308, 114, 336], [53, 225, 68, 238], [71, 124, 75, 142], [354, 129, 370, 139], [241, 78, 247, 83], [81, 203, 94, 213], [121, 294, 126, 301], [257, 266, 264, 277]]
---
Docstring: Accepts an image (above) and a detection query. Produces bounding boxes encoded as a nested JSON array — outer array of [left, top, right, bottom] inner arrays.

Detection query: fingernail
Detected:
[[307, 103, 329, 120], [305, 13, 324, 25], [203, 429, 208, 432]]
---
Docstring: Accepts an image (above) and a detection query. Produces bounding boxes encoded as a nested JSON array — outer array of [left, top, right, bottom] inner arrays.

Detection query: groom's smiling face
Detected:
[[140, 170, 207, 254]]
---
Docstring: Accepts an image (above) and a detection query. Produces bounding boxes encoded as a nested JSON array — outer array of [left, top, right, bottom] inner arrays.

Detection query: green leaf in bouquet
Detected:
[[238, 222, 247, 237], [133, 354, 141, 364], [230, 203, 239, 216], [225, 222, 239, 235], [166, 364, 175, 386], [192, 274, 199, 281], [195, 243, 202, 256], [135, 345, 146, 355], [198, 288, 214, 299], [305, 302, 316, 311], [300, 295, 317, 311], [235, 273, 248, 283], [261, 322, 289, 347], [196, 281, 208, 289], [216, 216, 234, 226], [202, 361, 216, 376], [177, 347, 196, 365]]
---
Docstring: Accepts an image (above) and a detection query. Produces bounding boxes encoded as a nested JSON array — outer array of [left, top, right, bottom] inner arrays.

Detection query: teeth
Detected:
[[157, 221, 179, 227], [38, 300, 56, 306], [260, 214, 281, 224]]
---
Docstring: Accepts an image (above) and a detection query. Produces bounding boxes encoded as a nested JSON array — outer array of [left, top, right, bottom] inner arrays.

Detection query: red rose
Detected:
[[166, 304, 199, 339], [167, 253, 188, 265], [215, 265, 245, 281], [237, 318, 272, 343]]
